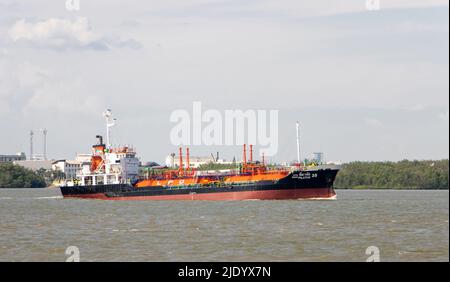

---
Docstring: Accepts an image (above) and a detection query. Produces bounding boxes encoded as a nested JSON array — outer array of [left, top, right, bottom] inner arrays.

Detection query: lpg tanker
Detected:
[[60, 110, 339, 200]]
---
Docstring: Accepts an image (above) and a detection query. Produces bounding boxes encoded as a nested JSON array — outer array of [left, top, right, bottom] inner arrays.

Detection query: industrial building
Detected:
[[0, 152, 26, 163]]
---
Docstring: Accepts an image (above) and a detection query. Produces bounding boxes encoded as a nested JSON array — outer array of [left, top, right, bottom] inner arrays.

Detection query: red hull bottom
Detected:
[[63, 188, 336, 201], [64, 193, 109, 200]]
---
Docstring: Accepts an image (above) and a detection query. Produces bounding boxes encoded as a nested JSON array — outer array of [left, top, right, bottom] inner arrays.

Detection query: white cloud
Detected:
[[364, 117, 384, 128], [9, 17, 141, 50], [0, 1, 447, 161], [10, 17, 97, 48], [0, 60, 47, 115], [23, 79, 104, 116], [409, 104, 426, 111], [213, 0, 450, 19], [0, 60, 103, 117]]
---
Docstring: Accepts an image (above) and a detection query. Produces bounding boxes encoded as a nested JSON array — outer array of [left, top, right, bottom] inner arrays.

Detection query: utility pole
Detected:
[[30, 130, 34, 161], [43, 129, 48, 160], [296, 121, 301, 166]]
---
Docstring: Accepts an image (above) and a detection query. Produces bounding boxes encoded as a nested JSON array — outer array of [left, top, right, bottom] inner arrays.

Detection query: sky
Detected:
[[0, 0, 448, 164]]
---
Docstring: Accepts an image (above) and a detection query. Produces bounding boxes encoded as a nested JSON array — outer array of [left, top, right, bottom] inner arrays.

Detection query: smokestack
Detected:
[[96, 135, 103, 145], [30, 130, 34, 161], [249, 144, 253, 163]]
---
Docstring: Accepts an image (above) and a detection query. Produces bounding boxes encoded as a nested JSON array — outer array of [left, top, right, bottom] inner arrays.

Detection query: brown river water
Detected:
[[0, 189, 448, 262]]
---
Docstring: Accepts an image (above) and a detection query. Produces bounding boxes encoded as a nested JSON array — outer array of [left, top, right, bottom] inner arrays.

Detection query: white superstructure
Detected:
[[66, 110, 140, 186]]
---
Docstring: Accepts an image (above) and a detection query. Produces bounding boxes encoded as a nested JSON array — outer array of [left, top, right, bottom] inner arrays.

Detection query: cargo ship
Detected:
[[60, 110, 339, 200]]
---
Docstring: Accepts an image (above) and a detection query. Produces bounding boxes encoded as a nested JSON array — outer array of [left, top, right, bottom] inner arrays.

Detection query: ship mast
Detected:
[[296, 121, 301, 166], [243, 144, 247, 172], [103, 109, 116, 149]]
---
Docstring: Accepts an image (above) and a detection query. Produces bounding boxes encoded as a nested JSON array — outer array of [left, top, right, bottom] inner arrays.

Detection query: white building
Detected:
[[52, 160, 82, 179]]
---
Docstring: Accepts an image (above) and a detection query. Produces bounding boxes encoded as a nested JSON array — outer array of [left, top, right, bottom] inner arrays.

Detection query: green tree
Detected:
[[0, 163, 47, 188], [334, 160, 449, 189]]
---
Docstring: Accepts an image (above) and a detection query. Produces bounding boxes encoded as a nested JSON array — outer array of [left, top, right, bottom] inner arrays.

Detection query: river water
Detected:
[[0, 189, 448, 262]]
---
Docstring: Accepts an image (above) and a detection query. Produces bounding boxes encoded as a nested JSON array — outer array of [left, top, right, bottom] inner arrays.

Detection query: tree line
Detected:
[[334, 160, 449, 189], [0, 163, 65, 188]]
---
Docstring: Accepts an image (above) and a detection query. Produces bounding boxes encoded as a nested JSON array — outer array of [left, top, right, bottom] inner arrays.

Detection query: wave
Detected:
[[34, 196, 63, 200], [298, 195, 337, 201]]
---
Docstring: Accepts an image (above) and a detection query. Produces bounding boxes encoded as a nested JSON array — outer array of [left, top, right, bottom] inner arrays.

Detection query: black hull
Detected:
[[60, 169, 339, 200]]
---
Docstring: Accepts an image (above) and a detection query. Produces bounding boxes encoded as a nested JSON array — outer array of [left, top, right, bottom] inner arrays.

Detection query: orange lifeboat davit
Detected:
[[90, 135, 106, 172]]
